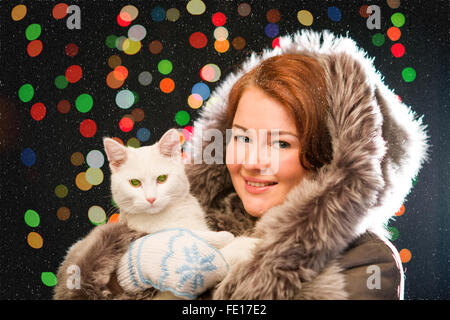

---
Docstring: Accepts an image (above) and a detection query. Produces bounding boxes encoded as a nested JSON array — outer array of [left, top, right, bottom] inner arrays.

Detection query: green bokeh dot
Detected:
[[391, 12, 405, 28], [55, 184, 68, 198], [412, 175, 418, 187], [76, 93, 94, 113], [24, 209, 40, 227], [175, 110, 190, 126], [127, 137, 141, 148], [105, 35, 117, 49], [41, 272, 58, 287], [55, 75, 68, 89], [371, 33, 385, 47], [388, 226, 399, 241], [158, 59, 173, 75], [402, 67, 416, 82], [18, 84, 34, 102], [25, 23, 42, 41]]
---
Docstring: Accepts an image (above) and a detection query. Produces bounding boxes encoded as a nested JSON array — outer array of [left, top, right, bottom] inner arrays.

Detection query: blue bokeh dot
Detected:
[[137, 128, 151, 142], [327, 6, 342, 22], [21, 148, 36, 167], [151, 6, 166, 22], [191, 82, 210, 101], [264, 23, 279, 38]]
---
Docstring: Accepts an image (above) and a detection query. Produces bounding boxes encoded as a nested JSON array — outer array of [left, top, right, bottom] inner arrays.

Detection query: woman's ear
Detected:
[[158, 128, 181, 160], [103, 138, 127, 172]]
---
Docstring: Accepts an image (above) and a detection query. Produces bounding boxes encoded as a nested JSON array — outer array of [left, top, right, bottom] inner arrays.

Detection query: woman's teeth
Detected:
[[246, 181, 277, 187]]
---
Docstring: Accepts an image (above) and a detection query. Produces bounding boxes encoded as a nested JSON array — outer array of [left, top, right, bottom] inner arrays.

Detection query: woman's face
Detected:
[[226, 86, 307, 217]]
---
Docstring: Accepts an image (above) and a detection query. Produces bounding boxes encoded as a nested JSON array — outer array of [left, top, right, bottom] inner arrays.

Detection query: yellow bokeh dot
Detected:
[[88, 205, 106, 225], [297, 10, 313, 26], [123, 39, 142, 55], [186, 0, 206, 15], [214, 27, 229, 41], [27, 232, 43, 249], [11, 4, 27, 21], [75, 172, 93, 191], [85, 167, 104, 186]]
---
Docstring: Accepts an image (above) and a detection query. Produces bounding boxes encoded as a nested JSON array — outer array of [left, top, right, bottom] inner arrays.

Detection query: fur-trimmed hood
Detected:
[[185, 30, 428, 299]]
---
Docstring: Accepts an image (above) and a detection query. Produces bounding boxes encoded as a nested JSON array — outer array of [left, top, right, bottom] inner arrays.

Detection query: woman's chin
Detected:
[[243, 201, 269, 218]]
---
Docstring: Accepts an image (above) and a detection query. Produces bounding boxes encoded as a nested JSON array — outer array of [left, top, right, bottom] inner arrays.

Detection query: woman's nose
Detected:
[[242, 145, 271, 171]]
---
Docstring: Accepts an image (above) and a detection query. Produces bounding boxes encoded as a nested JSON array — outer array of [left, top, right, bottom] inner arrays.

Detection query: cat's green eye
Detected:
[[129, 179, 142, 187], [157, 175, 167, 184]]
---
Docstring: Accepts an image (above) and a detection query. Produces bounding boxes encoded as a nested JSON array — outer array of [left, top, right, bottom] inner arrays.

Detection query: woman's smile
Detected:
[[242, 175, 278, 194]]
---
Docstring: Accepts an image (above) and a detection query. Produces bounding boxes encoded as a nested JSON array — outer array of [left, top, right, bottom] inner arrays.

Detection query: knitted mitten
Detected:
[[116, 228, 234, 299]]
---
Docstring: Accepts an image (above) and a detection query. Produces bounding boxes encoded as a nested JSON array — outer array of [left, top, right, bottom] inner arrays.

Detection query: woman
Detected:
[[54, 30, 428, 299]]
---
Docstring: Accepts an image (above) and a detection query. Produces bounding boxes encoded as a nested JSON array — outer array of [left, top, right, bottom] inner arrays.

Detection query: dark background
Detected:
[[0, 0, 448, 300]]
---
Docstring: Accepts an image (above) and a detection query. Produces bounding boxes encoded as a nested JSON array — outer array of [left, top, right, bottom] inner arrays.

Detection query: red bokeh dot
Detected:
[[359, 5, 370, 18], [57, 99, 71, 114], [65, 65, 83, 83], [391, 43, 405, 58], [117, 13, 131, 27], [30, 102, 46, 121], [189, 32, 208, 49], [119, 117, 134, 132], [52, 3, 68, 19], [65, 43, 79, 57], [272, 37, 281, 48], [80, 119, 97, 138], [212, 12, 227, 26], [27, 40, 43, 57]]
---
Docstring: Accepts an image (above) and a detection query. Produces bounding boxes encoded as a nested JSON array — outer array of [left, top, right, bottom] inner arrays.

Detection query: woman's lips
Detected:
[[243, 176, 278, 194]]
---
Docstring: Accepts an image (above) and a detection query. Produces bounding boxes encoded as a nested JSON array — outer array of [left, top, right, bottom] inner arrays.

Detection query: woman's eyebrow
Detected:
[[232, 124, 298, 138]]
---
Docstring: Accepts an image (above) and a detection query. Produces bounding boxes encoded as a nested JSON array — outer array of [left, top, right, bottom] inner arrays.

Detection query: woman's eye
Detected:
[[129, 179, 142, 187], [273, 141, 291, 149], [157, 175, 167, 183], [234, 135, 250, 143]]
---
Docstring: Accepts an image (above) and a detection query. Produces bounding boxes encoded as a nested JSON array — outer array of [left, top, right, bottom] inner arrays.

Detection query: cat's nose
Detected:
[[146, 197, 156, 205]]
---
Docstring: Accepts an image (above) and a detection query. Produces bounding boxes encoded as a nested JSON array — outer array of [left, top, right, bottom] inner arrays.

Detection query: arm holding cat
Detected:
[[53, 222, 152, 300]]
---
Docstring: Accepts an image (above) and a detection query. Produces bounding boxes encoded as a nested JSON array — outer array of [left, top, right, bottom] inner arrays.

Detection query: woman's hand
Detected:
[[115, 228, 234, 299]]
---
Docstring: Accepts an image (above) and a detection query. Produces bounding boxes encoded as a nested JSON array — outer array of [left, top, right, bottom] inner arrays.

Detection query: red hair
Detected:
[[225, 54, 333, 170]]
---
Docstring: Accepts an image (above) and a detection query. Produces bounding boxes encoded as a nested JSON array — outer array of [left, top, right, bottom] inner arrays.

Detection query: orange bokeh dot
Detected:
[[113, 65, 128, 81], [27, 232, 43, 249], [399, 248, 412, 263], [108, 213, 120, 224], [111, 137, 124, 145], [395, 204, 405, 216], [214, 39, 230, 53], [52, 3, 68, 19], [106, 71, 124, 89], [27, 40, 43, 57], [387, 26, 401, 41], [75, 172, 93, 191], [160, 78, 175, 93]]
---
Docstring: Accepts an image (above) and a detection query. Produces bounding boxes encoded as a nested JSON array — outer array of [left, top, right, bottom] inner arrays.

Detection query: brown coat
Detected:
[[54, 30, 428, 300]]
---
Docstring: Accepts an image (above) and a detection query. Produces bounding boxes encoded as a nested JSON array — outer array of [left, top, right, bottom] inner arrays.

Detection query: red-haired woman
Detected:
[[54, 31, 428, 300]]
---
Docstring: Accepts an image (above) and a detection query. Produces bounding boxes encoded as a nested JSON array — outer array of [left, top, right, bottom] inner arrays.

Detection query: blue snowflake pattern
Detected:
[[175, 243, 218, 291]]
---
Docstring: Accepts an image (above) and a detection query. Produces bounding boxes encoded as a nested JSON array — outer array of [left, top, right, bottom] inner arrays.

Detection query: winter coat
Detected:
[[53, 30, 428, 300]]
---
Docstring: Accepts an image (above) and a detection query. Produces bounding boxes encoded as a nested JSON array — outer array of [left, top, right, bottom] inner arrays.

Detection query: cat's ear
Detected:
[[158, 128, 181, 160], [103, 138, 127, 172]]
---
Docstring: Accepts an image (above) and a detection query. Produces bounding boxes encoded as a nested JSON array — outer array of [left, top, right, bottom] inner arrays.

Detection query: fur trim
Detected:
[[53, 223, 157, 300], [186, 30, 428, 299]]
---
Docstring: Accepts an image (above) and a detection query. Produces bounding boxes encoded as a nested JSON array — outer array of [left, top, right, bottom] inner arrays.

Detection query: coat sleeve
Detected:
[[212, 231, 404, 300], [53, 222, 154, 300], [337, 232, 404, 300]]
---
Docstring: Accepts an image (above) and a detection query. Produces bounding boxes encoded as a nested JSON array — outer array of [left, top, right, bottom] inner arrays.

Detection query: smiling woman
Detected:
[[226, 86, 307, 217]]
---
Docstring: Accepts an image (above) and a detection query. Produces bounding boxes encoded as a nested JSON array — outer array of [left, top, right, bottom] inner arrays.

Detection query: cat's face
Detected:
[[104, 129, 189, 215]]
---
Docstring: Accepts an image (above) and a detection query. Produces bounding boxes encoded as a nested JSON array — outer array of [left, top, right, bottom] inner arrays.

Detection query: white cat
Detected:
[[103, 129, 259, 298]]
